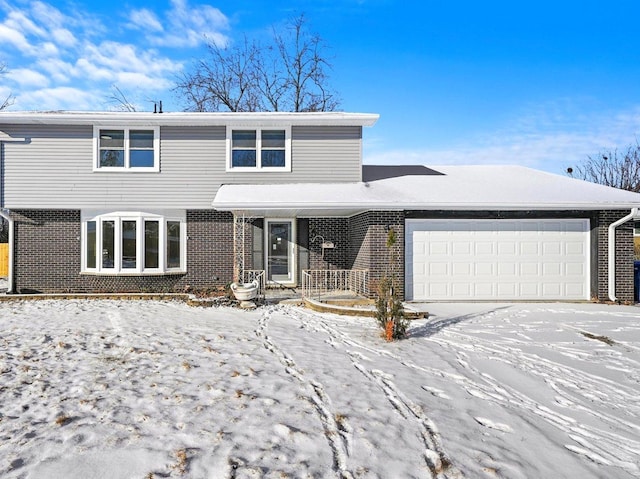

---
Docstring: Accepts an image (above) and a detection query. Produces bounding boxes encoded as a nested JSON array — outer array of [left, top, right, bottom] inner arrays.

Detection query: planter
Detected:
[[230, 280, 259, 301]]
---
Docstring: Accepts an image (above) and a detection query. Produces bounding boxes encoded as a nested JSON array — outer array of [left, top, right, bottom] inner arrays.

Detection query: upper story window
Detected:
[[227, 127, 291, 172], [93, 126, 160, 172], [81, 211, 186, 274], [634, 220, 640, 236]]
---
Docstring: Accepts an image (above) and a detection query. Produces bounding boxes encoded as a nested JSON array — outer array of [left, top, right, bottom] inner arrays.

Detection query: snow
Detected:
[[0, 299, 639, 478], [213, 165, 640, 213]]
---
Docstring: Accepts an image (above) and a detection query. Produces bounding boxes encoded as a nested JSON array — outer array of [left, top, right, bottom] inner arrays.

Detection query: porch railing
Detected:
[[301, 269, 369, 300]]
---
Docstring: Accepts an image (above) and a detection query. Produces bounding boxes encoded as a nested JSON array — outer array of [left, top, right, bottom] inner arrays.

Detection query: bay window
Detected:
[[82, 211, 186, 274]]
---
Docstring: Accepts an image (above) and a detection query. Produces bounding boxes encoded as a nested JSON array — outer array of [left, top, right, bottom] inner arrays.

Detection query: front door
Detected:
[[266, 219, 295, 285]]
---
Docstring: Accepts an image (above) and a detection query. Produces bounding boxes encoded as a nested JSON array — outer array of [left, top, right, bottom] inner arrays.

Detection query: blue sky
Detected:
[[2, 0, 640, 175]]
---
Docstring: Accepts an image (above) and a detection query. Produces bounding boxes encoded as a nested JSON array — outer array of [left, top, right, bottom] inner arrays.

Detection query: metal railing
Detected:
[[301, 269, 369, 300], [241, 270, 266, 297]]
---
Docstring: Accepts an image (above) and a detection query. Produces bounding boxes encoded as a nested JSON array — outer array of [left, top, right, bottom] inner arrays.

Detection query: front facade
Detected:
[[1, 111, 639, 302]]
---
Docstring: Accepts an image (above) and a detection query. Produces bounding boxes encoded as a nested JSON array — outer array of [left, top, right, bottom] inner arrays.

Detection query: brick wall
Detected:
[[12, 209, 233, 294], [348, 212, 370, 271], [596, 210, 635, 302], [308, 218, 349, 270], [14, 209, 84, 293], [348, 211, 405, 299], [185, 210, 235, 290]]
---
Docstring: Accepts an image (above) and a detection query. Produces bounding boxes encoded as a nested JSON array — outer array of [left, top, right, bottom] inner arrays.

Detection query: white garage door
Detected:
[[406, 219, 590, 301]]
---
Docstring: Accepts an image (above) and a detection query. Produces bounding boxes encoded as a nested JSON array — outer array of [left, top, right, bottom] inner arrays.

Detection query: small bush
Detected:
[[374, 228, 408, 341], [375, 276, 408, 341]]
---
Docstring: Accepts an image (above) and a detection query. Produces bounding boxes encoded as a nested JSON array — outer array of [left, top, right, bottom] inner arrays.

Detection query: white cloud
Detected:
[[0, 0, 228, 111], [75, 57, 114, 82], [14, 86, 100, 110], [38, 41, 59, 57], [0, 23, 33, 51], [36, 58, 76, 83], [4, 9, 46, 37], [115, 71, 173, 91], [129, 9, 163, 33], [148, 0, 230, 48], [51, 28, 76, 47], [80, 41, 182, 78], [6, 67, 49, 88], [30, 0, 66, 29]]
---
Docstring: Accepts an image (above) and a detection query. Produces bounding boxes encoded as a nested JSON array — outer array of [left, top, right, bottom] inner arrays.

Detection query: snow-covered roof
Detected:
[[0, 110, 379, 127], [213, 165, 640, 216]]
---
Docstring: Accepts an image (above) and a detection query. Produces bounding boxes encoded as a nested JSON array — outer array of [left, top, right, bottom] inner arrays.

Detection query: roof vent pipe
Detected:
[[608, 207, 639, 302]]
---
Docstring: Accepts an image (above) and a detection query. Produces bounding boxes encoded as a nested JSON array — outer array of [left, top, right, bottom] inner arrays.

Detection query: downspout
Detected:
[[0, 209, 13, 294], [608, 207, 639, 302], [0, 134, 14, 293]]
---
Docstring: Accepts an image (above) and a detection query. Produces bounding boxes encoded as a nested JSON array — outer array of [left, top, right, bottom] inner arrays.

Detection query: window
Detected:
[[227, 127, 291, 171], [94, 126, 160, 171], [634, 221, 640, 236], [82, 211, 185, 274]]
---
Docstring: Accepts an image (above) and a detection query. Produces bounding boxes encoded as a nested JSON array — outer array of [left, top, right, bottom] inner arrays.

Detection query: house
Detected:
[[0, 110, 639, 303]]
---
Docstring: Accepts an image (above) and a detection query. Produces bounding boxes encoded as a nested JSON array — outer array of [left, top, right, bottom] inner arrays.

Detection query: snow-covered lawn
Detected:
[[0, 300, 639, 478]]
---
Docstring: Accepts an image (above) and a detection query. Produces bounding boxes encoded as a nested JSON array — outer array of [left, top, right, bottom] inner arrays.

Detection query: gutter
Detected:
[[608, 207, 639, 302], [0, 209, 13, 294]]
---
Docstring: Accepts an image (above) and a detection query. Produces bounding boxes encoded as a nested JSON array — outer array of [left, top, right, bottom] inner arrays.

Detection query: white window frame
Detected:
[[93, 126, 160, 172], [226, 126, 292, 172], [81, 211, 186, 274]]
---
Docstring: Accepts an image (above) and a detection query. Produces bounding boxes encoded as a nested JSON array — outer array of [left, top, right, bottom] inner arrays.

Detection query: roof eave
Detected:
[[213, 201, 640, 212], [0, 111, 380, 127]]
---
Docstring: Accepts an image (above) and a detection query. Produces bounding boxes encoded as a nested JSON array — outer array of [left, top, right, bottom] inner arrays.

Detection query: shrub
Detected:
[[375, 228, 408, 341], [375, 276, 408, 340]]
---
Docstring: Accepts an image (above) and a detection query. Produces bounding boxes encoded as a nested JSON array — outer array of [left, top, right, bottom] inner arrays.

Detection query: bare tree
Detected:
[[569, 144, 640, 192], [106, 85, 138, 112], [0, 62, 14, 110], [175, 14, 340, 112]]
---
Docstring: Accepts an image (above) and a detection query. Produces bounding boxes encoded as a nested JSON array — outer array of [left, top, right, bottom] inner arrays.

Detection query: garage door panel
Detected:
[[498, 242, 517, 254], [498, 262, 517, 276], [566, 263, 585, 276], [543, 263, 562, 275], [566, 242, 586, 255], [452, 262, 472, 276], [474, 283, 494, 296], [406, 219, 590, 301], [520, 242, 539, 255], [543, 242, 562, 255], [429, 283, 448, 297], [429, 262, 448, 275], [475, 262, 494, 275], [520, 263, 539, 276], [497, 283, 519, 296], [429, 242, 449, 255], [452, 283, 472, 296], [518, 283, 540, 296], [566, 283, 587, 296]]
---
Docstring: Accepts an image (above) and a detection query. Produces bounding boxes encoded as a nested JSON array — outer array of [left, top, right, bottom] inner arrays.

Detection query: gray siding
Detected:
[[2, 124, 362, 209]]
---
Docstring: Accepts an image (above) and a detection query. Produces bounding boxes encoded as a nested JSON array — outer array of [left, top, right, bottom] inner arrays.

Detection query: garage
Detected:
[[406, 218, 590, 301]]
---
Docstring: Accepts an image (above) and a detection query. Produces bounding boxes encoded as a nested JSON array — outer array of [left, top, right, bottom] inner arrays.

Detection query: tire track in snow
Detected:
[[289, 307, 465, 478], [255, 306, 354, 479]]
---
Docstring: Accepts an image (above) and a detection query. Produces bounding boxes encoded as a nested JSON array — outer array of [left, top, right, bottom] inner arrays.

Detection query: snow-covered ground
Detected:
[[0, 299, 638, 478]]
